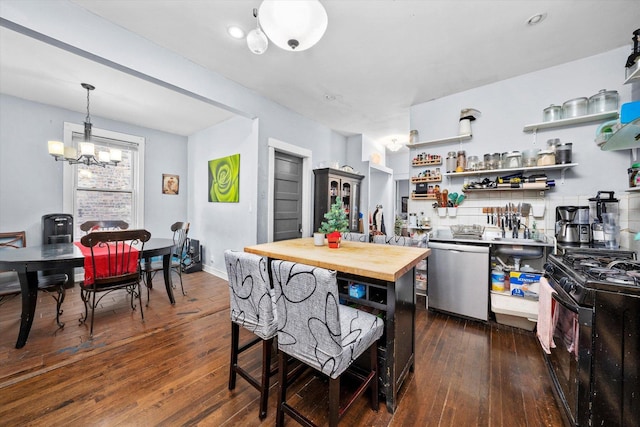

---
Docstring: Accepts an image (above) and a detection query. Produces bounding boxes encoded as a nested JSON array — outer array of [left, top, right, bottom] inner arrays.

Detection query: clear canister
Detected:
[[505, 151, 522, 169], [522, 148, 540, 167], [467, 155, 479, 171], [456, 150, 466, 172], [537, 150, 555, 166], [543, 104, 562, 122], [588, 89, 619, 114], [484, 153, 500, 170], [445, 151, 457, 173]]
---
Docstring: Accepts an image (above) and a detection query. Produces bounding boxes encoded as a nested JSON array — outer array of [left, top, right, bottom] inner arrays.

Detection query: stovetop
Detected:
[[546, 248, 639, 305]]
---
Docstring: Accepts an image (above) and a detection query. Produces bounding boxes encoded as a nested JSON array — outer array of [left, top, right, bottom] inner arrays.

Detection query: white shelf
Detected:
[[443, 163, 578, 177], [523, 111, 619, 132], [626, 187, 640, 192], [624, 61, 640, 85], [407, 133, 472, 148]]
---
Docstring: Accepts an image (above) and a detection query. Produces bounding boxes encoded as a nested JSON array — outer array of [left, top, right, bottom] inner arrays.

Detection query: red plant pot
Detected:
[[327, 231, 341, 249]]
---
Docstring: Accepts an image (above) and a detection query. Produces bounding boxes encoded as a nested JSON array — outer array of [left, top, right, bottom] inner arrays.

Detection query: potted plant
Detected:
[[319, 197, 349, 248]]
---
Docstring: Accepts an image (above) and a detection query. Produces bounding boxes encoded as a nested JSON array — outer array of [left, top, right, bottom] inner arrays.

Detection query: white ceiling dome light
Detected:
[[258, 0, 328, 52], [247, 8, 268, 54]]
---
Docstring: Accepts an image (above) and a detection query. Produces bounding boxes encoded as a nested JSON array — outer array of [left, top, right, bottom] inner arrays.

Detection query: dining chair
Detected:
[[270, 259, 384, 427], [142, 221, 189, 301], [0, 231, 68, 327], [340, 232, 368, 242], [80, 220, 129, 234], [79, 229, 151, 337], [224, 249, 278, 420]]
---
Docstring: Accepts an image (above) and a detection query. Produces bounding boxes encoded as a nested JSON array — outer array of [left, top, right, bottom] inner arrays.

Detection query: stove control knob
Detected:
[[558, 277, 573, 292], [544, 262, 554, 275]]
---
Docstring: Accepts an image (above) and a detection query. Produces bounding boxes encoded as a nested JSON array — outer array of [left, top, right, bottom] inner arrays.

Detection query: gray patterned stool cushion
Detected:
[[271, 260, 384, 379], [224, 250, 277, 340], [340, 232, 368, 242], [372, 234, 415, 246]]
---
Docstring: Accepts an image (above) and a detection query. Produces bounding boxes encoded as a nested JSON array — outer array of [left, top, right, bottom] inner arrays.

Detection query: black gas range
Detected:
[[543, 248, 640, 427]]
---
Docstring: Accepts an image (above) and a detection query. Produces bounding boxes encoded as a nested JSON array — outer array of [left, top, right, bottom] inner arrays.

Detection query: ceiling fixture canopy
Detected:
[[247, 8, 268, 54], [48, 83, 121, 167], [258, 0, 328, 52]]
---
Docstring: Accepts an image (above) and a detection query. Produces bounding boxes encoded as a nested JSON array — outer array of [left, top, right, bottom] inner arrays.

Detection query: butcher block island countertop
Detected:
[[244, 237, 430, 282]]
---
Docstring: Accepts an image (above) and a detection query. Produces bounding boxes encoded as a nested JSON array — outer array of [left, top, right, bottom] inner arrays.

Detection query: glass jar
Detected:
[[543, 104, 562, 122], [588, 89, 619, 114], [522, 148, 540, 167], [466, 155, 479, 171], [505, 151, 522, 169], [456, 150, 466, 172], [555, 142, 573, 164], [484, 153, 500, 170], [537, 150, 555, 166], [445, 151, 457, 173]]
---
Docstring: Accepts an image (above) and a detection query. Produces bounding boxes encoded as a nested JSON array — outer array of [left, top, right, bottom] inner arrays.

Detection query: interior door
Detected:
[[273, 152, 303, 241]]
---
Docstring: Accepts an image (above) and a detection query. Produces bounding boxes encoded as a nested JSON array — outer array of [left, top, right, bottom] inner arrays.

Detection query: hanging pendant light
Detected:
[[247, 8, 268, 54], [48, 83, 121, 167], [258, 0, 328, 52]]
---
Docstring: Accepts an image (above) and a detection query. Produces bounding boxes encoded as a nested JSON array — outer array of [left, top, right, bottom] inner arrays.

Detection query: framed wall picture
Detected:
[[208, 153, 240, 203], [402, 196, 408, 213], [162, 174, 179, 195]]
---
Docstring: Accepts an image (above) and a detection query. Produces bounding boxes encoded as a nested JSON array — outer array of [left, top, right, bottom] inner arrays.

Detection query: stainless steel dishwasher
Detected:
[[427, 241, 490, 321]]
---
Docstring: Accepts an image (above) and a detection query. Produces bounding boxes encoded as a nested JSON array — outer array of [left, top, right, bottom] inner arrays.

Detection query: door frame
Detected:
[[267, 138, 312, 243]]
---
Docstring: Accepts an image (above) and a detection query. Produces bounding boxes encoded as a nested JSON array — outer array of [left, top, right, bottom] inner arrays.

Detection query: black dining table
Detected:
[[0, 238, 176, 348]]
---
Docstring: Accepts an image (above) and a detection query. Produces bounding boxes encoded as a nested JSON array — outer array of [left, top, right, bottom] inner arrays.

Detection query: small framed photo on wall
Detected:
[[162, 174, 179, 195]]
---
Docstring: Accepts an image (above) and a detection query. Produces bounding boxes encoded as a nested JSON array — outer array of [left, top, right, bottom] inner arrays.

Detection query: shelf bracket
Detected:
[[532, 128, 538, 146], [560, 166, 568, 184], [633, 147, 638, 162]]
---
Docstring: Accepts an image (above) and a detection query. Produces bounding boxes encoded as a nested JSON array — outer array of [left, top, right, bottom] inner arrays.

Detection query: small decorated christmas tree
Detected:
[[319, 197, 349, 234]]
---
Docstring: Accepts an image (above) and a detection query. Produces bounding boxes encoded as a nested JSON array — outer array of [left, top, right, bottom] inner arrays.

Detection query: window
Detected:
[[63, 123, 145, 239]]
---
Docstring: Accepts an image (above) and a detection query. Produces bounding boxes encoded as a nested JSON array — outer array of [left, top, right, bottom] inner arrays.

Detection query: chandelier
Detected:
[[249, 0, 328, 53], [48, 83, 121, 167]]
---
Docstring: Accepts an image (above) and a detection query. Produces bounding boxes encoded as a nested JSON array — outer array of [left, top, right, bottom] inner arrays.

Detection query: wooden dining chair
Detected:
[[80, 220, 129, 234], [271, 259, 384, 427], [79, 229, 151, 337], [0, 231, 68, 327], [142, 221, 190, 301]]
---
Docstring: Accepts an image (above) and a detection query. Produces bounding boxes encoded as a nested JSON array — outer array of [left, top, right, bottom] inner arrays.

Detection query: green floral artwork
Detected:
[[208, 154, 240, 203]]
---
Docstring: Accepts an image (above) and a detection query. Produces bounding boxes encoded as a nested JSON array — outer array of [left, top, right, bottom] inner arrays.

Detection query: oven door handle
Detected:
[[551, 290, 579, 314]]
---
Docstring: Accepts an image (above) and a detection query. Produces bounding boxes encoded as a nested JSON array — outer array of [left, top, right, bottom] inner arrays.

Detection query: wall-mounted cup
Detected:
[[448, 207, 457, 217], [437, 207, 447, 217]]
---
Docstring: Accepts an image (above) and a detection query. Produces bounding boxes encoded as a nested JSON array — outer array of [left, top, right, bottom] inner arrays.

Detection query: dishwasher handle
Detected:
[[428, 241, 490, 254]]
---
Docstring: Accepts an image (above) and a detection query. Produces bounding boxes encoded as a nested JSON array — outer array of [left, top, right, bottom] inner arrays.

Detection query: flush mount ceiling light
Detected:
[[258, 0, 328, 52], [247, 8, 268, 54], [526, 13, 547, 25], [48, 83, 121, 167]]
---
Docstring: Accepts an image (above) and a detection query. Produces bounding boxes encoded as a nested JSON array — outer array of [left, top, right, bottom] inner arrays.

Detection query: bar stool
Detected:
[[224, 250, 277, 420], [270, 259, 384, 427]]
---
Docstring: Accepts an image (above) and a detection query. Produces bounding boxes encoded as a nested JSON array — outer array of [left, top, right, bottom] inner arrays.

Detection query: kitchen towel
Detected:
[[536, 277, 557, 354], [75, 241, 139, 285]]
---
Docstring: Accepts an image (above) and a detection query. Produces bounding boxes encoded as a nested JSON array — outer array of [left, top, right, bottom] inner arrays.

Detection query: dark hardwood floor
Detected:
[[0, 271, 564, 426]]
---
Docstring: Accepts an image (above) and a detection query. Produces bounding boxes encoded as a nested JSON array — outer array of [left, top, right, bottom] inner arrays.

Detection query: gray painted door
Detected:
[[273, 151, 303, 241]]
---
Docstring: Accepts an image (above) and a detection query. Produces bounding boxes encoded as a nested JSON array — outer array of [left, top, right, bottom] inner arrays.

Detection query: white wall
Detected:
[[0, 94, 187, 243], [188, 116, 258, 277], [410, 47, 639, 252]]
